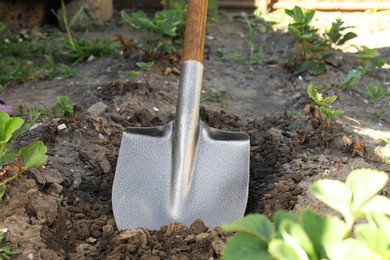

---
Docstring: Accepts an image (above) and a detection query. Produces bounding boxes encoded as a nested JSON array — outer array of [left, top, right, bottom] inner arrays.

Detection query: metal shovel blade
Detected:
[[112, 61, 250, 230]]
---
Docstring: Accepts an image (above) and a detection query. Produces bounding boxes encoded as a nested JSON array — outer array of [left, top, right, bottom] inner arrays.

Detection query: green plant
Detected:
[[238, 17, 264, 65], [0, 23, 74, 88], [136, 61, 154, 70], [222, 168, 390, 260], [52, 96, 74, 117], [367, 84, 390, 119], [337, 47, 385, 89], [121, 3, 186, 57], [285, 6, 356, 74], [54, 0, 119, 63], [307, 83, 343, 128], [0, 112, 48, 200], [0, 229, 20, 259]]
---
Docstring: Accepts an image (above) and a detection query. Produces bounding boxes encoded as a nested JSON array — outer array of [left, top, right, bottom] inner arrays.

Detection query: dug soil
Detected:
[[1, 10, 390, 259]]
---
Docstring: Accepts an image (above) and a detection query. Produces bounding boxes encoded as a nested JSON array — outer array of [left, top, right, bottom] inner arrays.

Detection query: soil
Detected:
[[1, 9, 390, 259]]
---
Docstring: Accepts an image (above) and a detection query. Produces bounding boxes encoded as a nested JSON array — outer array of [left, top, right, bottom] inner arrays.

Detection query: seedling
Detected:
[[356, 46, 386, 69], [222, 168, 390, 260], [307, 83, 343, 128], [136, 61, 154, 70], [367, 84, 390, 119], [0, 111, 48, 200], [0, 229, 20, 259], [52, 96, 74, 118], [239, 17, 264, 65]]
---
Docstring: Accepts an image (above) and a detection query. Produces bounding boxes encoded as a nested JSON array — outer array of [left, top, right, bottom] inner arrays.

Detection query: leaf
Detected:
[[320, 95, 337, 106], [352, 140, 364, 157], [356, 224, 388, 256], [274, 210, 300, 231], [222, 214, 274, 242], [371, 57, 385, 68], [128, 70, 140, 78], [326, 239, 381, 260], [69, 7, 84, 28], [370, 213, 390, 243], [0, 112, 24, 144], [222, 234, 271, 260], [309, 63, 326, 75], [269, 239, 303, 260], [301, 209, 346, 258], [360, 196, 390, 215], [293, 6, 304, 23], [297, 60, 316, 74], [0, 151, 16, 166], [0, 185, 5, 201], [18, 141, 48, 170], [345, 169, 389, 211], [121, 10, 146, 29], [338, 32, 357, 45], [279, 220, 316, 259], [136, 61, 154, 70], [288, 25, 302, 40], [309, 179, 352, 219]]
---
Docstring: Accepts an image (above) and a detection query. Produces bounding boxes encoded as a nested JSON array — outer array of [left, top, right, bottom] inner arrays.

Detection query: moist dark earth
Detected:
[[1, 9, 390, 259]]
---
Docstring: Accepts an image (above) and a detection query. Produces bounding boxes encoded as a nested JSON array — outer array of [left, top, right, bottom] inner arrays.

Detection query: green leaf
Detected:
[[222, 234, 272, 260], [309, 63, 326, 75], [293, 6, 304, 23], [345, 169, 389, 210], [274, 210, 300, 231], [299, 61, 316, 74], [279, 220, 316, 259], [309, 180, 352, 221], [269, 239, 303, 260], [0, 185, 5, 201], [356, 224, 388, 256], [371, 57, 385, 68], [337, 32, 357, 45], [301, 209, 346, 258], [0, 151, 17, 166], [69, 7, 84, 28], [222, 214, 274, 242], [136, 61, 154, 70], [0, 112, 24, 144], [288, 25, 302, 40], [320, 95, 337, 106], [303, 10, 315, 25], [121, 10, 146, 29], [369, 213, 390, 243], [360, 196, 390, 215], [326, 239, 381, 260], [18, 141, 48, 170], [128, 70, 140, 78]]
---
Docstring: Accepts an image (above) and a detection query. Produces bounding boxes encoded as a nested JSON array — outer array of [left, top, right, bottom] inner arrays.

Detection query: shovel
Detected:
[[112, 0, 250, 230]]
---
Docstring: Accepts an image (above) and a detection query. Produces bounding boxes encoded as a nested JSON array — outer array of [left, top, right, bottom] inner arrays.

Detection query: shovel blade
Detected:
[[112, 120, 250, 230]]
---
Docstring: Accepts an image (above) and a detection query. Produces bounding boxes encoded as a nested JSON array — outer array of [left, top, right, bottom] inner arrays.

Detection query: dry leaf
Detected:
[[303, 104, 311, 114], [352, 140, 364, 157], [89, 115, 101, 132], [296, 130, 307, 143], [163, 67, 173, 75], [342, 135, 353, 146]]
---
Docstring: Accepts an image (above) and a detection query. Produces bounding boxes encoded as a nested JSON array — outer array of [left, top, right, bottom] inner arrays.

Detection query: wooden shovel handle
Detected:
[[182, 0, 208, 63]]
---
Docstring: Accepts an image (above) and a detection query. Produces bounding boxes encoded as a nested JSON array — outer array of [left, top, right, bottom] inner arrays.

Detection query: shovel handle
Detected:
[[183, 0, 208, 63]]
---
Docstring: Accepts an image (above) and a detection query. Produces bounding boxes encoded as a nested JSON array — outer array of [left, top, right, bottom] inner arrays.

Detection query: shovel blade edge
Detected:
[[112, 121, 250, 230]]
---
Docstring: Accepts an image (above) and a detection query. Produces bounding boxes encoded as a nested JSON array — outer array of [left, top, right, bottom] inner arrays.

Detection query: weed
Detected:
[[54, 0, 119, 63], [0, 22, 74, 88], [136, 61, 154, 70], [367, 84, 390, 119], [238, 17, 264, 65], [201, 90, 225, 105], [121, 2, 186, 58], [52, 96, 74, 118], [285, 6, 356, 74], [222, 168, 390, 260], [0, 229, 20, 259], [307, 83, 343, 128], [0, 112, 48, 200]]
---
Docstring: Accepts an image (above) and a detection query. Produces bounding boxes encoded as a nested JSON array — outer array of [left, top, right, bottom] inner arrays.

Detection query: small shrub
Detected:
[[222, 168, 390, 260], [367, 84, 390, 119]]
